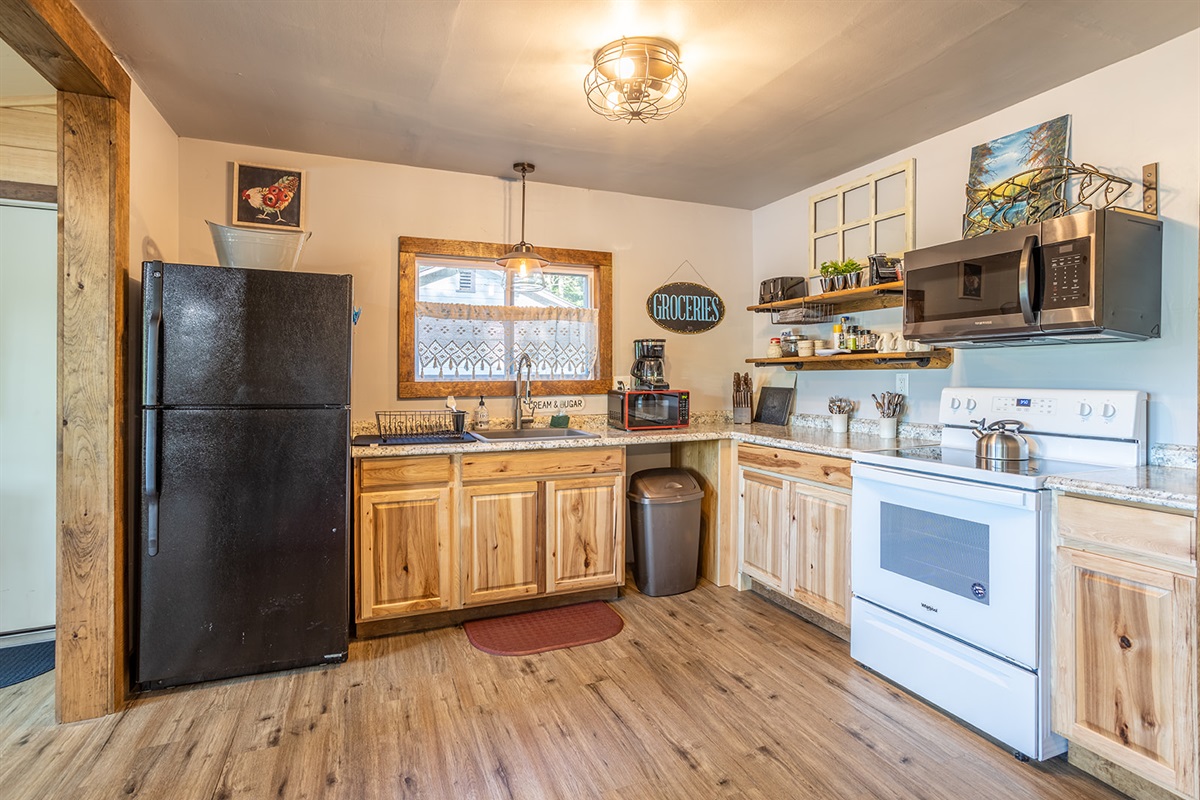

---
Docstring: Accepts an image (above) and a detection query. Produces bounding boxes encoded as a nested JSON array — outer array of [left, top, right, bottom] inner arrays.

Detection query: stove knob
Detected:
[[1101, 403, 1117, 419], [965, 398, 977, 411], [949, 397, 962, 410], [1078, 402, 1093, 418]]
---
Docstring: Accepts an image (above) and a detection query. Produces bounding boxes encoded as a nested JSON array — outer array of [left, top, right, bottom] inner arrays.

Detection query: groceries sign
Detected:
[[646, 281, 725, 334]]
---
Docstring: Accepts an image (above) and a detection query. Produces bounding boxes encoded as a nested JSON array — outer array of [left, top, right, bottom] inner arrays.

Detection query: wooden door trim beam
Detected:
[[0, 0, 131, 723], [0, 0, 130, 103]]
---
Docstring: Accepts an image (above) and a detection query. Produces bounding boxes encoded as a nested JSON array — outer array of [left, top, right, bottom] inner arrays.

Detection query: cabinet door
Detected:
[[739, 469, 789, 590], [1054, 547, 1198, 798], [546, 475, 624, 593], [357, 487, 453, 620], [790, 483, 850, 625], [462, 481, 542, 605]]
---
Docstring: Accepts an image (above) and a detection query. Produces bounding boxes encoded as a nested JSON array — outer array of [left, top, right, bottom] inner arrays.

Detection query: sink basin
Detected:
[[469, 428, 600, 442]]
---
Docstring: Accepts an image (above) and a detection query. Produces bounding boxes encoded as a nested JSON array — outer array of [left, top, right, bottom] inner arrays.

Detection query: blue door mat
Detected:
[[0, 641, 55, 688]]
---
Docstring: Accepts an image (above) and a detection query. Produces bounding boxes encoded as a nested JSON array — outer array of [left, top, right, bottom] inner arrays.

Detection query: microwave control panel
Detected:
[[1041, 237, 1090, 310]]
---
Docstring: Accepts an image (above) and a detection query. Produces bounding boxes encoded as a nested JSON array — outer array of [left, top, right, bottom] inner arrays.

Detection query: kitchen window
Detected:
[[397, 237, 613, 398], [810, 159, 915, 274]]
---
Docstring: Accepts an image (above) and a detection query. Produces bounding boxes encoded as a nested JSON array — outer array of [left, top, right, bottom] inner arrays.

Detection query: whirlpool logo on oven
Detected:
[[920, 603, 938, 613]]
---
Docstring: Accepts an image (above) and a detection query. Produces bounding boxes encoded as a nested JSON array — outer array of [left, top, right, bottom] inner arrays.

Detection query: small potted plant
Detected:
[[819, 259, 865, 292]]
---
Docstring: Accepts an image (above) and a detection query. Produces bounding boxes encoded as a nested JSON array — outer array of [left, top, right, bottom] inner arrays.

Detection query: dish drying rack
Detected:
[[371, 409, 469, 444]]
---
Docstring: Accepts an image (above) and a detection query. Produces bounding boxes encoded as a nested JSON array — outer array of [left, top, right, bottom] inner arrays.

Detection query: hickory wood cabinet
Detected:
[[461, 448, 625, 604], [355, 455, 456, 619], [738, 444, 852, 629], [356, 447, 625, 623], [1054, 493, 1198, 800]]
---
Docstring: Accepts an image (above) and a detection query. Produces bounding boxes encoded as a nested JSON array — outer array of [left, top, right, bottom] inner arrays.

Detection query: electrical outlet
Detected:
[[895, 373, 909, 395]]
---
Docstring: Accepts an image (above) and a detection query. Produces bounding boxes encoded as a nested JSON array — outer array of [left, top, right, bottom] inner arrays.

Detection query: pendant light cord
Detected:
[[519, 166, 527, 244]]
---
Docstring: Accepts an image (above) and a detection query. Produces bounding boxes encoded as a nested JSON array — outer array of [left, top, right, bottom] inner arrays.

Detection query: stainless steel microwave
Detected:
[[903, 208, 1162, 348], [608, 390, 690, 431]]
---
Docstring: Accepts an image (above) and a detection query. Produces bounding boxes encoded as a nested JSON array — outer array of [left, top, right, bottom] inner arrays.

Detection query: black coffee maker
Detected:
[[631, 339, 669, 389]]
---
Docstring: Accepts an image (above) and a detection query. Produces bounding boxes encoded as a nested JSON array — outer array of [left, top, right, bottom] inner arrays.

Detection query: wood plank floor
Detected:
[[1, 582, 1126, 799]]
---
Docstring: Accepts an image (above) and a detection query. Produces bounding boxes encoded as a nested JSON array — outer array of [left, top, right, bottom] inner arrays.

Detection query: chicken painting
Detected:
[[241, 174, 299, 224]]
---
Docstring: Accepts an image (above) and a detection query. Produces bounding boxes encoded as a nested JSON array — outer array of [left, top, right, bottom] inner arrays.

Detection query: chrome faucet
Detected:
[[514, 353, 535, 430]]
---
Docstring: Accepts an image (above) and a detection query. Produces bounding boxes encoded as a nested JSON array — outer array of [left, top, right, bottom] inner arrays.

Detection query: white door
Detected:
[[0, 201, 57, 634]]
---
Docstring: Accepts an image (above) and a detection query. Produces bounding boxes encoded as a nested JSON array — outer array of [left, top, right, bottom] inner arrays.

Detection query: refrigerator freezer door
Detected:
[[144, 262, 352, 407], [137, 407, 349, 688]]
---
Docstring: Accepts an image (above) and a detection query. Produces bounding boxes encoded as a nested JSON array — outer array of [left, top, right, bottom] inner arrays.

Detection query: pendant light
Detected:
[[497, 162, 548, 293]]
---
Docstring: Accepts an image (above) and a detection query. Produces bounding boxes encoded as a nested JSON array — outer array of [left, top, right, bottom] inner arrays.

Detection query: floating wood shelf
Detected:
[[747, 281, 904, 316], [746, 349, 954, 371]]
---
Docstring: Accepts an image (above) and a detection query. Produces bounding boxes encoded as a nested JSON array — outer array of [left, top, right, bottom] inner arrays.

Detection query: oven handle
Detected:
[[852, 464, 1034, 509]]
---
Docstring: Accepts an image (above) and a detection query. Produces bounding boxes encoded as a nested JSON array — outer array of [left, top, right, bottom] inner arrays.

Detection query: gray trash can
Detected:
[[627, 468, 704, 597]]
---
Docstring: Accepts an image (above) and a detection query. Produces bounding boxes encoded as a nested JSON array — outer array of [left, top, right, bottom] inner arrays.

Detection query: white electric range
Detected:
[[850, 387, 1148, 761]]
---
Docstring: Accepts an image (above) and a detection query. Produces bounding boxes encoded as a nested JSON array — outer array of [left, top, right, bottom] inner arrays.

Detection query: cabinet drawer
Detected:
[[1058, 494, 1195, 572], [737, 444, 851, 490], [462, 447, 624, 482], [358, 455, 453, 491]]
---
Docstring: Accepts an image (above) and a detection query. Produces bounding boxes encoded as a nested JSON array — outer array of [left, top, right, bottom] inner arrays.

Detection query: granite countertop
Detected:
[[352, 417, 1196, 511], [350, 419, 936, 461], [1047, 466, 1198, 512]]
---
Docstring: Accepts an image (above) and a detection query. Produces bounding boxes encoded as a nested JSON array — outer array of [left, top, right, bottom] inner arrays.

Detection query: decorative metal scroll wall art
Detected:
[[962, 159, 1133, 237]]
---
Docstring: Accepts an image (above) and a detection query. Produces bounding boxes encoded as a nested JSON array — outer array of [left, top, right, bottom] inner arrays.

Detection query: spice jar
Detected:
[[767, 337, 783, 358], [780, 332, 801, 356]]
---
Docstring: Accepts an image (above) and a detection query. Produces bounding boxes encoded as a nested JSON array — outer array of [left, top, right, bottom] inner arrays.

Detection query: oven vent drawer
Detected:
[[850, 598, 1065, 761]]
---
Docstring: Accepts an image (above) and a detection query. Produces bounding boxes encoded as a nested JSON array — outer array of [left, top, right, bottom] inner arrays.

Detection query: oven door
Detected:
[[903, 224, 1040, 344], [850, 463, 1045, 668]]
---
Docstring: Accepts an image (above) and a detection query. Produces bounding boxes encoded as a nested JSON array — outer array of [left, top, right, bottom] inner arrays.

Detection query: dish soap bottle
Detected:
[[474, 396, 489, 430]]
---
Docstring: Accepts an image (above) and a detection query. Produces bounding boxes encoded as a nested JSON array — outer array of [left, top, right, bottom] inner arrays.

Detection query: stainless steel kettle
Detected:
[[970, 418, 1030, 461]]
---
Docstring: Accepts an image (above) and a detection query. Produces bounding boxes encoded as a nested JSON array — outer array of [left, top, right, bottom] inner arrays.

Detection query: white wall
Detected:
[[0, 204, 57, 633], [753, 30, 1200, 447], [174, 141, 753, 421], [130, 82, 180, 267]]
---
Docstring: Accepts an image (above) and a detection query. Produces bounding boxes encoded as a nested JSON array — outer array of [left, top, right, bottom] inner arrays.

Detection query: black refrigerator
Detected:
[[137, 261, 352, 689]]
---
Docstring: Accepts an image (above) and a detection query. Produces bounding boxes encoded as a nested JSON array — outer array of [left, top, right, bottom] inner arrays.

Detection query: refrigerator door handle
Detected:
[[143, 261, 164, 406], [143, 408, 160, 556]]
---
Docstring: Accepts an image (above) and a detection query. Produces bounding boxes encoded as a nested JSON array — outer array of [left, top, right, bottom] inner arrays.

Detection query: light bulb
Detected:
[[617, 56, 636, 79]]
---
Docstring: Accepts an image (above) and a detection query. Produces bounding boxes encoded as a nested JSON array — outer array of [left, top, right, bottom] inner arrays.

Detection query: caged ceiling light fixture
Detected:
[[496, 162, 548, 293], [584, 37, 687, 123]]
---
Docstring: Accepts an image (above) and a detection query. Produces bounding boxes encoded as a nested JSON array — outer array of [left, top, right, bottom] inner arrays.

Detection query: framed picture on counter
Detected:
[[232, 162, 306, 230]]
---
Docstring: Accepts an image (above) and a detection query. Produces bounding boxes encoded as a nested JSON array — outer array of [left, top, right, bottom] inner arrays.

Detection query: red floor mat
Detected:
[[463, 601, 624, 656]]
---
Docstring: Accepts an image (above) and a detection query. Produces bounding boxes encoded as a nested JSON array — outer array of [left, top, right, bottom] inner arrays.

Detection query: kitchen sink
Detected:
[[469, 428, 600, 442]]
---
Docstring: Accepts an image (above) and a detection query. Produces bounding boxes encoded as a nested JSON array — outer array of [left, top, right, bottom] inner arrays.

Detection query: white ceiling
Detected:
[[43, 2, 1200, 208]]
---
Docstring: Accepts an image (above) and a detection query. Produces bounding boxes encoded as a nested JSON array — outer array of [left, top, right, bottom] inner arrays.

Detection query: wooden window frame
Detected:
[[809, 159, 915, 276], [398, 236, 613, 398]]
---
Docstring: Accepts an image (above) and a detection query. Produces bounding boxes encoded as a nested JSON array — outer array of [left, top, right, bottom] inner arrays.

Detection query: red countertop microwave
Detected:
[[608, 390, 690, 431]]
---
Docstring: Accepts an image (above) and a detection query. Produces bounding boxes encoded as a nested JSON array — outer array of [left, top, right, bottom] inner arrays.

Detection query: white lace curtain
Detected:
[[415, 302, 598, 380]]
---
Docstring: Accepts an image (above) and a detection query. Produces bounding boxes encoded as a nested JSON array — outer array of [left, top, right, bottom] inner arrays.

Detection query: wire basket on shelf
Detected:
[[772, 303, 832, 325], [374, 409, 468, 443]]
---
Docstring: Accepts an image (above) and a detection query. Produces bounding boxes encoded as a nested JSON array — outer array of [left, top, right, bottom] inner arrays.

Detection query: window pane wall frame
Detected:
[[808, 159, 915, 280], [398, 237, 613, 399]]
